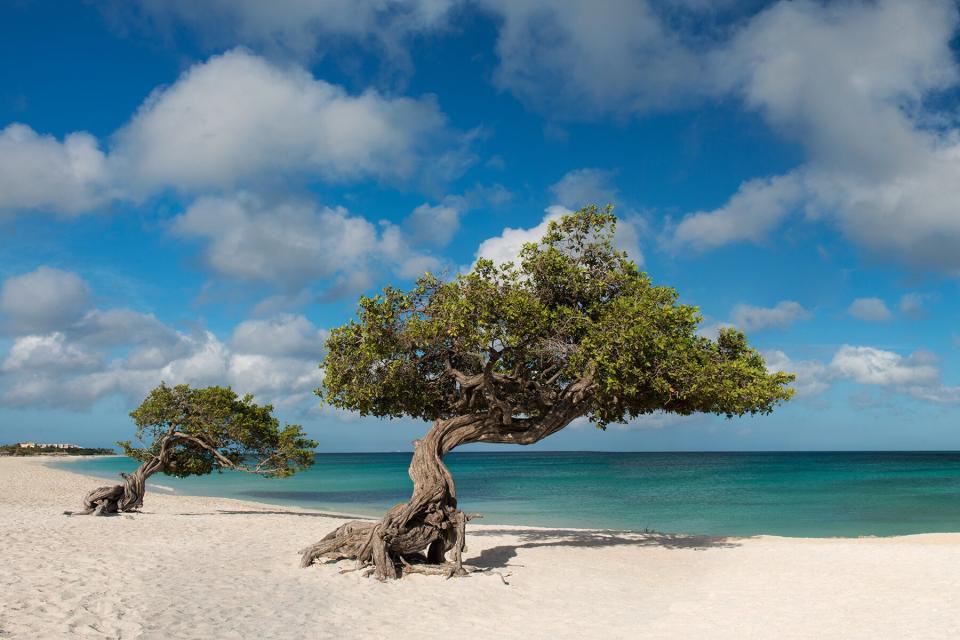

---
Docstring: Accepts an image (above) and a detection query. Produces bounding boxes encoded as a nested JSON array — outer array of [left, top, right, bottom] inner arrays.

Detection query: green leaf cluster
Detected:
[[122, 383, 317, 478], [319, 205, 794, 429]]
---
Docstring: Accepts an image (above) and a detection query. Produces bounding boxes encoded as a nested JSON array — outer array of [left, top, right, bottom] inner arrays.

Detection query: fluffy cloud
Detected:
[[0, 268, 328, 410], [112, 49, 464, 193], [72, 308, 182, 349], [476, 205, 644, 267], [1, 333, 101, 373], [2, 50, 468, 217], [119, 0, 456, 68], [668, 0, 960, 272], [174, 195, 373, 284], [829, 346, 939, 387], [0, 267, 91, 333], [122, 1, 713, 119], [0, 124, 111, 215], [12, 1, 960, 276], [401, 185, 513, 249], [403, 202, 463, 247], [899, 293, 935, 319], [549, 168, 619, 209], [172, 193, 441, 295], [767, 344, 957, 404], [711, 1, 956, 167], [230, 315, 328, 359], [762, 350, 830, 397], [667, 174, 802, 251], [475, 207, 563, 266], [847, 298, 892, 323], [226, 352, 324, 407], [480, 0, 706, 119], [903, 384, 960, 405], [1, 323, 327, 411], [730, 300, 811, 333]]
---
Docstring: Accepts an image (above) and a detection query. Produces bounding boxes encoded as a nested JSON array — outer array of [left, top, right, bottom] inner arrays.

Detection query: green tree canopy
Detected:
[[77, 383, 317, 516], [302, 206, 795, 579], [122, 383, 317, 478], [320, 206, 794, 432]]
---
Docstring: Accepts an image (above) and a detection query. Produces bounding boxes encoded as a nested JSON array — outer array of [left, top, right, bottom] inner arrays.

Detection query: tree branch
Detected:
[[164, 432, 276, 475]]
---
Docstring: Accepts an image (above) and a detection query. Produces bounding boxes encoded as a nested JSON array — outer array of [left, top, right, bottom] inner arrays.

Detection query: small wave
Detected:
[[148, 483, 177, 493]]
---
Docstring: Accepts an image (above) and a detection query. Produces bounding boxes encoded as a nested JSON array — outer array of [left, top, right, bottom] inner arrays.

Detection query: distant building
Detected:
[[16, 442, 80, 449]]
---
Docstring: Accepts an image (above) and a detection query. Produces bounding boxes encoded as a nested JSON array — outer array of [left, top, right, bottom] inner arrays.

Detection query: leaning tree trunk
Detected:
[[300, 415, 476, 579], [300, 403, 583, 579], [73, 456, 165, 516]]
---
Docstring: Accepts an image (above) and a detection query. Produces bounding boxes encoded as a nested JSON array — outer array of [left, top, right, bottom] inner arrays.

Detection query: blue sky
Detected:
[[2, 0, 960, 451]]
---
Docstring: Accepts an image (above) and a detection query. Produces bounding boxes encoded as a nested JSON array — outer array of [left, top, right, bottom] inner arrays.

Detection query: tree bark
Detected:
[[70, 429, 257, 516], [300, 395, 589, 579], [71, 433, 184, 516], [73, 456, 164, 516]]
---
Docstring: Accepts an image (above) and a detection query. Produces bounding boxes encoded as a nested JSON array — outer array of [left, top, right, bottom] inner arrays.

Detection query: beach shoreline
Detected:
[[45, 456, 390, 525], [3, 456, 960, 638], [50, 450, 960, 539], [40, 455, 934, 541]]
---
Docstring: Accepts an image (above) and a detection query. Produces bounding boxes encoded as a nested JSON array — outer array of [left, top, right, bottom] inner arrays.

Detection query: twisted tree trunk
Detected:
[[73, 455, 165, 516], [71, 431, 202, 515], [70, 427, 263, 516], [300, 415, 477, 579], [300, 384, 590, 579]]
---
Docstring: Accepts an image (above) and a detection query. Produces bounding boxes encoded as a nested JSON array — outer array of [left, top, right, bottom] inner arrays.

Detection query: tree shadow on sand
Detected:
[[464, 528, 745, 569]]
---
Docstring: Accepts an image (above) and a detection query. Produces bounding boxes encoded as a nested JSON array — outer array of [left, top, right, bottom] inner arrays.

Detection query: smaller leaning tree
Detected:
[[74, 383, 317, 516], [300, 206, 794, 579]]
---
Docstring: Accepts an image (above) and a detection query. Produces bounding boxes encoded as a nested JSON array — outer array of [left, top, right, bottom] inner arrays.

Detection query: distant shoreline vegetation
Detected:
[[0, 443, 115, 456]]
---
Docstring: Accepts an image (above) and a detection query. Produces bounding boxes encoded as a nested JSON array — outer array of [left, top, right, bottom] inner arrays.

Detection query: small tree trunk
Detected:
[[73, 457, 163, 516], [300, 414, 488, 579]]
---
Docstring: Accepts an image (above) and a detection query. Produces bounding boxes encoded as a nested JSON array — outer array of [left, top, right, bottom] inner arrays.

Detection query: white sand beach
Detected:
[[2, 456, 959, 639]]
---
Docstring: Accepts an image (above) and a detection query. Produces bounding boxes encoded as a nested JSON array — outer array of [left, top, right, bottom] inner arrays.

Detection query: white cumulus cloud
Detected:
[[0, 124, 111, 215], [762, 350, 830, 397], [829, 346, 939, 387], [766, 343, 954, 403], [230, 314, 328, 359], [1, 50, 469, 217], [1, 333, 101, 373], [403, 202, 463, 247], [118, 0, 457, 68], [1, 321, 328, 412], [847, 298, 892, 323], [899, 293, 935, 319], [549, 168, 619, 209], [172, 193, 441, 295], [0, 267, 92, 333], [730, 300, 811, 333], [668, 0, 960, 272], [667, 173, 803, 251], [112, 49, 462, 193], [480, 0, 706, 119]]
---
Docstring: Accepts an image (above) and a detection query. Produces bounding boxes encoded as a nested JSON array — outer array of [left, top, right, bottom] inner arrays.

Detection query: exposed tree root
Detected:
[[301, 406, 589, 579], [299, 507, 471, 580], [69, 459, 158, 516], [300, 416, 492, 579]]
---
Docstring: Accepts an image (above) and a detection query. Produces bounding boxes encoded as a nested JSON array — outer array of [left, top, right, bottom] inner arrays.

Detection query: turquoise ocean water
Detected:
[[57, 451, 960, 537]]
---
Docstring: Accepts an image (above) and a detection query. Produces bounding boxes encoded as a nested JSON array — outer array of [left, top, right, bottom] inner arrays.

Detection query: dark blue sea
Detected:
[[57, 451, 960, 537]]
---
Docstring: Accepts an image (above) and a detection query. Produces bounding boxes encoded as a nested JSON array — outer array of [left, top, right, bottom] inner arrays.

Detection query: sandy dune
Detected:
[[1, 456, 959, 639]]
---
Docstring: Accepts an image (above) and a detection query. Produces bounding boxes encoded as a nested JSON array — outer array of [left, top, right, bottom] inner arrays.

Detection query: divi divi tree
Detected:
[[75, 383, 317, 515], [300, 206, 794, 579]]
